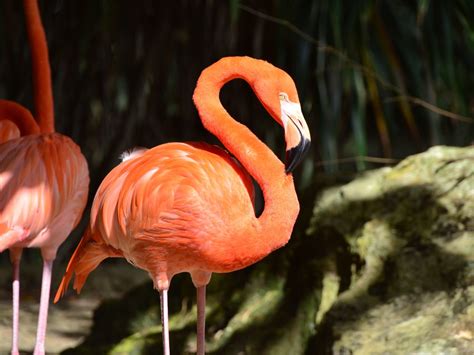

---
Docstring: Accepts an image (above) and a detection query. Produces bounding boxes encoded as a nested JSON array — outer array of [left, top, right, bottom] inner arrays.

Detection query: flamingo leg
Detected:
[[196, 285, 206, 355], [12, 260, 20, 355], [10, 248, 23, 355], [33, 259, 53, 355], [160, 289, 170, 355]]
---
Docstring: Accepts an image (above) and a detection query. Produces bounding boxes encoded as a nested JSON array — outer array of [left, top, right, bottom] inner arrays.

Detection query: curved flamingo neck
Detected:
[[23, 0, 54, 133], [0, 100, 40, 136], [193, 57, 300, 256]]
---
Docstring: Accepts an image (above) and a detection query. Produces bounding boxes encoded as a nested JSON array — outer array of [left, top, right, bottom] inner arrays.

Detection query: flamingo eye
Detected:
[[279, 92, 289, 102]]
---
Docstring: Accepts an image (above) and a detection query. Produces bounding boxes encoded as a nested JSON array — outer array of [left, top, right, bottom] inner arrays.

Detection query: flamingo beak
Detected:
[[280, 95, 311, 174]]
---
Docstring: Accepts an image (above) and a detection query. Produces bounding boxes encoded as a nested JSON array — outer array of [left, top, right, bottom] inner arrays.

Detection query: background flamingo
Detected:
[[0, 1, 89, 354], [55, 56, 310, 355]]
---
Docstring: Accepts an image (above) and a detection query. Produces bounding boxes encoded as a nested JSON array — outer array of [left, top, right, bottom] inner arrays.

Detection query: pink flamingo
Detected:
[[0, 1, 89, 354], [55, 56, 310, 354]]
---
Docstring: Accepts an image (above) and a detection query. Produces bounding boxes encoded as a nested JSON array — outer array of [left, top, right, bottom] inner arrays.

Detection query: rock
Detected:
[[307, 146, 474, 354]]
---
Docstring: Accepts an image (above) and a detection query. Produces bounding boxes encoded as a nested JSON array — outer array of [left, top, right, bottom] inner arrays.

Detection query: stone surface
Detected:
[[308, 146, 474, 354]]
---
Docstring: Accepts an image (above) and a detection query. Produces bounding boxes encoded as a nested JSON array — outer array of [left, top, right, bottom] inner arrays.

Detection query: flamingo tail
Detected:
[[54, 228, 121, 303]]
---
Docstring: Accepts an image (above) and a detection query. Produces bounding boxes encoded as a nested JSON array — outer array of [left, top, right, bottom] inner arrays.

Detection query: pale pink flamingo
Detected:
[[0, 1, 89, 354], [55, 56, 310, 355]]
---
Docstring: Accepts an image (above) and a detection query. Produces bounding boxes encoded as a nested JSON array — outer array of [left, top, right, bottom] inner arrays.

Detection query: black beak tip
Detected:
[[285, 138, 311, 174]]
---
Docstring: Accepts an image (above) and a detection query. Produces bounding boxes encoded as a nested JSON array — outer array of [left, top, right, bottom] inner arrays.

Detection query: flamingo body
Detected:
[[58, 142, 261, 294], [0, 1, 90, 353], [56, 56, 311, 354], [0, 133, 89, 259]]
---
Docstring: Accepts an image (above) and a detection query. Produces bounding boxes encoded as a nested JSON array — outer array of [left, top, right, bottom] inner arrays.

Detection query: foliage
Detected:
[[1, 0, 473, 187]]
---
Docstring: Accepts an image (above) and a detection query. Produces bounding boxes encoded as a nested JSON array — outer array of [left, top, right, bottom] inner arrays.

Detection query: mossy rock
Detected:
[[308, 146, 474, 354]]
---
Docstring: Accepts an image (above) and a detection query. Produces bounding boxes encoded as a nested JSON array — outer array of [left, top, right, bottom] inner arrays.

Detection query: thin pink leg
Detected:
[[12, 260, 20, 355], [10, 248, 22, 355], [33, 259, 54, 355], [196, 285, 206, 355], [160, 289, 170, 355]]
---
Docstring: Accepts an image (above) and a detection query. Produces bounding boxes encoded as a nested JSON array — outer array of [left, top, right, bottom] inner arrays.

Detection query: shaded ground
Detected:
[[0, 298, 96, 354], [0, 259, 148, 354]]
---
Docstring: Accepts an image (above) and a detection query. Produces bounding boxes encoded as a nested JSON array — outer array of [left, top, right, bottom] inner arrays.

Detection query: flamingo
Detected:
[[0, 1, 89, 354], [54, 56, 310, 354]]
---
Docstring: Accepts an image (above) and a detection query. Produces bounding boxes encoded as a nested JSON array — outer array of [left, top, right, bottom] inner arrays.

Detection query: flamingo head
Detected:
[[254, 68, 311, 174]]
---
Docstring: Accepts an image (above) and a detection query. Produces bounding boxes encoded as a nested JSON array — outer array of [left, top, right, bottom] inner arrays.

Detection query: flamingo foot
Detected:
[[159, 289, 170, 355], [33, 259, 54, 355]]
